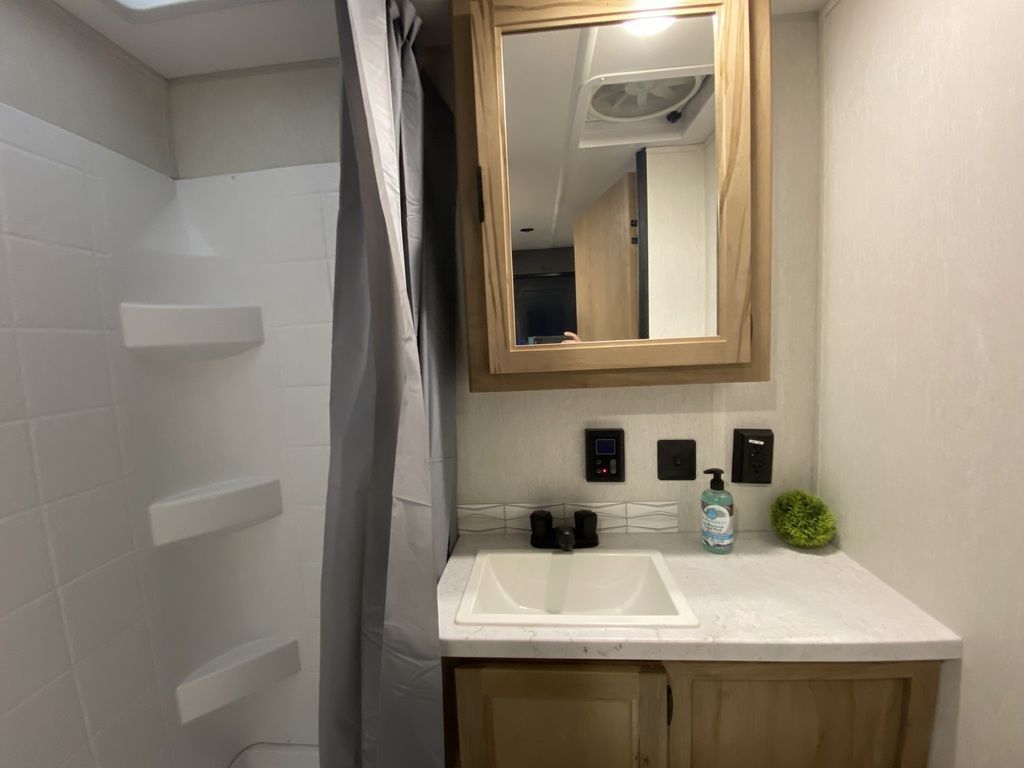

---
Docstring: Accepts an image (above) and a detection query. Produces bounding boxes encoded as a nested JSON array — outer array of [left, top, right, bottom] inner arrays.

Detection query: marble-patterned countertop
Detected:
[[437, 533, 961, 662]]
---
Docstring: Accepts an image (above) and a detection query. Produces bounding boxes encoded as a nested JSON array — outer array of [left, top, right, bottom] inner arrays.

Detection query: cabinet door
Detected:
[[573, 173, 640, 341], [456, 663, 668, 768], [665, 662, 940, 768]]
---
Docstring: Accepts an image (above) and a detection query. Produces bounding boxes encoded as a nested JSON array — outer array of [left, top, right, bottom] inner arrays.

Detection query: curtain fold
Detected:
[[320, 0, 456, 765]]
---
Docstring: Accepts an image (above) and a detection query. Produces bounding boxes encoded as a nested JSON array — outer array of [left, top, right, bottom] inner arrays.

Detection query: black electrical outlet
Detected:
[[585, 428, 625, 482], [657, 440, 696, 480], [732, 428, 774, 483]]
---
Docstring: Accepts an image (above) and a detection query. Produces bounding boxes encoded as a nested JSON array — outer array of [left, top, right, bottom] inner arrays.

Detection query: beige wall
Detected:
[[0, 0, 175, 175], [0, 0, 338, 180], [169, 60, 340, 179], [817, 0, 1024, 764], [456, 16, 822, 532]]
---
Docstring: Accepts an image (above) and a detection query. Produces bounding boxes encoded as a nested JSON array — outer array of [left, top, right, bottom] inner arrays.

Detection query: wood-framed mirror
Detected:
[[453, 0, 771, 391]]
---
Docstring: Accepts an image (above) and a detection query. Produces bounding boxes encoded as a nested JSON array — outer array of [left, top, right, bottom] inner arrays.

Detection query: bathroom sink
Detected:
[[455, 550, 699, 628]]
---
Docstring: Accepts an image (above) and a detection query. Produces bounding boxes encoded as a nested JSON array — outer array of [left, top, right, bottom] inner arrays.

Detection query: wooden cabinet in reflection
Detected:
[[572, 173, 639, 342]]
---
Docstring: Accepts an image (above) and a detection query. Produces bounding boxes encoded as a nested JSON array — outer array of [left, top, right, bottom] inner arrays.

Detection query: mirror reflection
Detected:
[[503, 15, 718, 345]]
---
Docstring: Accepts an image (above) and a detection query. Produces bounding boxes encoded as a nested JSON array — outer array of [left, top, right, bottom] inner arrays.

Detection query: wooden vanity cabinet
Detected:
[[453, 664, 668, 768], [448, 660, 941, 768]]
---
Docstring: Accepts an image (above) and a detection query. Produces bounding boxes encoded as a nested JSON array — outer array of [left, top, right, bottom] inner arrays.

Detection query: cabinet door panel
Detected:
[[456, 664, 667, 768], [666, 662, 940, 768], [690, 679, 903, 768], [573, 173, 639, 341]]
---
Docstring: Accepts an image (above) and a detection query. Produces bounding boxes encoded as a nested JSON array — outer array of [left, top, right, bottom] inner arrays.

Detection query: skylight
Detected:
[[105, 0, 268, 23]]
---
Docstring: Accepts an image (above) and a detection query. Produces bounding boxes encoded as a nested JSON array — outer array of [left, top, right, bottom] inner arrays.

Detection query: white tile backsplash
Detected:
[[0, 148, 92, 249], [456, 504, 505, 534], [567, 501, 627, 532], [625, 502, 680, 533], [59, 553, 144, 662], [456, 500, 681, 535], [5, 238, 102, 329], [505, 502, 564, 531], [17, 331, 112, 416], [0, 596, 70, 716], [0, 511, 54, 616], [32, 408, 121, 502]]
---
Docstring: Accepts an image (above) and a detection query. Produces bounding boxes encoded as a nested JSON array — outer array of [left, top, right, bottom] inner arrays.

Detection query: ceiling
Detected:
[[772, 0, 829, 12], [51, 0, 450, 78], [53, 0, 824, 80], [505, 17, 717, 251]]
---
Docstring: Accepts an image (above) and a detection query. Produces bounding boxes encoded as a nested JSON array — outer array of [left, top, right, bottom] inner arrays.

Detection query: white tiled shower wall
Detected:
[[0, 104, 171, 768], [0, 103, 334, 768]]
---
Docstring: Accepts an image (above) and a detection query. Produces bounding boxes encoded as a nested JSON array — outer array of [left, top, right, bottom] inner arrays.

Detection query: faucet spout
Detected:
[[556, 527, 575, 552]]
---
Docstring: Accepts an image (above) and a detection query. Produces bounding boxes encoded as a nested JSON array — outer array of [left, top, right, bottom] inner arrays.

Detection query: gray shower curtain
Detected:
[[320, 0, 456, 765]]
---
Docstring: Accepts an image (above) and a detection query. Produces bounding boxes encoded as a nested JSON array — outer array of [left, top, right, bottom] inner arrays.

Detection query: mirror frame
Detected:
[[453, 0, 771, 391]]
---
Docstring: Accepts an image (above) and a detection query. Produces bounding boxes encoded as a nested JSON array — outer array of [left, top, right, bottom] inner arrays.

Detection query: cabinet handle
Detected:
[[667, 684, 673, 726]]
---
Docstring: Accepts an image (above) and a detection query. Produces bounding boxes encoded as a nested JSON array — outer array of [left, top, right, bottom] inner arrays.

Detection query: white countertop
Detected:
[[438, 533, 962, 663]]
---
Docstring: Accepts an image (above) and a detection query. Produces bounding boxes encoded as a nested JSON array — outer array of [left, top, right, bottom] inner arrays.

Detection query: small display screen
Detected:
[[594, 438, 617, 456]]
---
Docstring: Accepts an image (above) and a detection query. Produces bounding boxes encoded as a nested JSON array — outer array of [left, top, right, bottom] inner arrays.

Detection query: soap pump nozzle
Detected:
[[704, 467, 725, 491]]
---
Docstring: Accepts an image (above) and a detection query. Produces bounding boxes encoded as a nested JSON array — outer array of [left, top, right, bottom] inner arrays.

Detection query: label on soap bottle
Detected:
[[701, 502, 734, 548]]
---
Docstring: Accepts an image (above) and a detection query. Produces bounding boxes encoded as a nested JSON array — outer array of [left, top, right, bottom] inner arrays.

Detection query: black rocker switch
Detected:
[[657, 439, 697, 480], [585, 428, 625, 482]]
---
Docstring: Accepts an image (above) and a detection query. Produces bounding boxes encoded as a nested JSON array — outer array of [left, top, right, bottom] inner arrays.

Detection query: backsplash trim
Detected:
[[456, 501, 680, 535]]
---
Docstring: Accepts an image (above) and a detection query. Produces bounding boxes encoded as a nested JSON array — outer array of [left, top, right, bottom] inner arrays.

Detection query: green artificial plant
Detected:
[[770, 490, 836, 549]]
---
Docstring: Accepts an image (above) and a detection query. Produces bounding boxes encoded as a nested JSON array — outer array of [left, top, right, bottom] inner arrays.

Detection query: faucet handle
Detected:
[[530, 510, 554, 548], [573, 510, 598, 540]]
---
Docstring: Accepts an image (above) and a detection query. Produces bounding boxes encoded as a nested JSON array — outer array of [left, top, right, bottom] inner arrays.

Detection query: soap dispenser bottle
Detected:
[[701, 468, 734, 554]]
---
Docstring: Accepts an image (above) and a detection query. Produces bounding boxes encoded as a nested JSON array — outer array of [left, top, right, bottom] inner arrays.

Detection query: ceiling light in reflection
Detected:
[[622, 16, 676, 37]]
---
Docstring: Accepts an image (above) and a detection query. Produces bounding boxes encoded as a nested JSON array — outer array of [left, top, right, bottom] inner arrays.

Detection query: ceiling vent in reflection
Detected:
[[572, 68, 715, 149], [589, 75, 703, 122]]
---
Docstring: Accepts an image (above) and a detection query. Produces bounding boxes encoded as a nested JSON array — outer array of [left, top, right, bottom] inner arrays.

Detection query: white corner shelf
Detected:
[[120, 302, 264, 359], [149, 477, 282, 546], [176, 637, 301, 724]]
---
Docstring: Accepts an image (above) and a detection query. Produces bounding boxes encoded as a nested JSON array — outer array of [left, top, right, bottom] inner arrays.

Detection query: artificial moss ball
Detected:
[[770, 490, 836, 549]]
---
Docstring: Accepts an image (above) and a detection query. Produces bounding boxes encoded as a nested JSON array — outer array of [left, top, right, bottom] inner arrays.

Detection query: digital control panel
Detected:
[[585, 428, 625, 482]]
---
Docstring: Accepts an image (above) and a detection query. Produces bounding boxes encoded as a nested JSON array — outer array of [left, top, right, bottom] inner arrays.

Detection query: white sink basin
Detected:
[[455, 550, 699, 628]]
